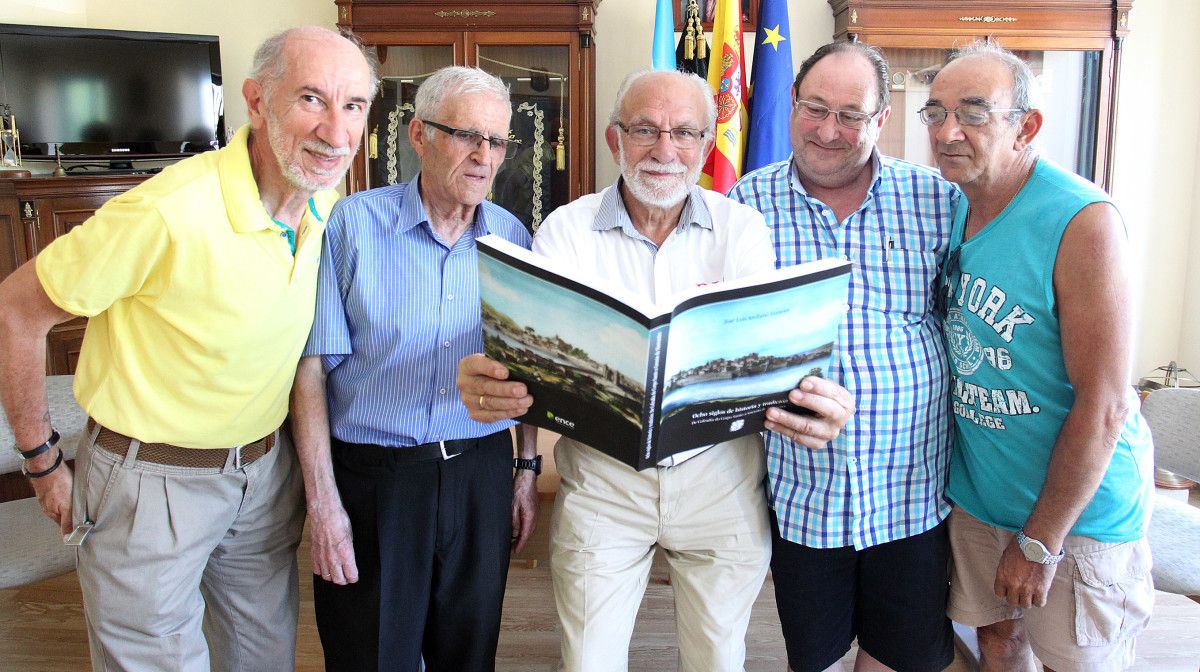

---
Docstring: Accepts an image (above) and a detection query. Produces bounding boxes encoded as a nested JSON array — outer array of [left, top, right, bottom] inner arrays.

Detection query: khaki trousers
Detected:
[[72, 426, 305, 672], [550, 435, 771, 672]]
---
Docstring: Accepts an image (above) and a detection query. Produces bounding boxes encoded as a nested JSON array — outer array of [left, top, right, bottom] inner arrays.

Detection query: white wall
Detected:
[[1110, 0, 1200, 378], [3, 0, 1197, 378]]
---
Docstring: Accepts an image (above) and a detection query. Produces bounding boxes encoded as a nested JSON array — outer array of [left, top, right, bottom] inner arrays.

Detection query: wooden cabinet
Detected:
[[336, 0, 599, 233], [828, 0, 1134, 190], [0, 174, 148, 374]]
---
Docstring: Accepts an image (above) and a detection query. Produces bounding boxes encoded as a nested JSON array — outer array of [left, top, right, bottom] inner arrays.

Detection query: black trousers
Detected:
[[314, 431, 514, 672]]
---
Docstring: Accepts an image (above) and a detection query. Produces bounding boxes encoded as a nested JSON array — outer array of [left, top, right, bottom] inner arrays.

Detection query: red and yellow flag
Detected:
[[699, 0, 747, 193]]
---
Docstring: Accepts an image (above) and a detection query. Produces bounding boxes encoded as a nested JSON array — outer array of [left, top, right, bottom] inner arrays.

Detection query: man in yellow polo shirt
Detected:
[[0, 26, 375, 671]]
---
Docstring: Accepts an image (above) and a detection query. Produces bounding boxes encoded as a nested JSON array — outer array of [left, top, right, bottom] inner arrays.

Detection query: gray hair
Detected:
[[947, 41, 1039, 124], [413, 66, 511, 136], [249, 27, 379, 98], [794, 41, 889, 114], [608, 69, 717, 130]]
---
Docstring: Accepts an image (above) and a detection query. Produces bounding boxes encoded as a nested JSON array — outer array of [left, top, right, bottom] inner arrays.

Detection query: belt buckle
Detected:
[[438, 441, 462, 461], [233, 445, 244, 470]]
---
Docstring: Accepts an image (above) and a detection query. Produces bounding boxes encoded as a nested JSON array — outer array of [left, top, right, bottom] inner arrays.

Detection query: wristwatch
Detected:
[[514, 455, 542, 476], [1016, 529, 1065, 565]]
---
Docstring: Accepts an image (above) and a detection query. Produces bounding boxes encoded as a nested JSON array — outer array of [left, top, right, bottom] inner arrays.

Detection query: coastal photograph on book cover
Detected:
[[479, 243, 651, 458], [657, 277, 846, 446]]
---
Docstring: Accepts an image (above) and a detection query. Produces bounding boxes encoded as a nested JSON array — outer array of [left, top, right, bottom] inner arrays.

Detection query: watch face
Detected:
[[1020, 538, 1050, 563]]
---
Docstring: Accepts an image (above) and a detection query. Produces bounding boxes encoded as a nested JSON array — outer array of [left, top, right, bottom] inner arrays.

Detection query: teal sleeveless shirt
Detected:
[[941, 157, 1153, 542]]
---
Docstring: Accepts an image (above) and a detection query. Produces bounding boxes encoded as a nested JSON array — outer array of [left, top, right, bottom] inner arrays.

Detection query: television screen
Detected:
[[0, 24, 224, 160]]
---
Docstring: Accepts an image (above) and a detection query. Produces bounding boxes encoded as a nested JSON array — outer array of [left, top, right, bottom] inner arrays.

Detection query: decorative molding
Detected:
[[958, 15, 1018, 23], [850, 9, 857, 24], [1118, 11, 1128, 28], [581, 6, 590, 22], [339, 5, 348, 21], [434, 10, 496, 18], [515, 102, 546, 231], [385, 102, 414, 186]]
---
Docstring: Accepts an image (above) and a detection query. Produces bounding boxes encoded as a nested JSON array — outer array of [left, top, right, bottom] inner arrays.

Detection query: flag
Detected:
[[699, 0, 747, 193], [675, 0, 709, 77], [652, 0, 676, 71], [744, 0, 794, 173]]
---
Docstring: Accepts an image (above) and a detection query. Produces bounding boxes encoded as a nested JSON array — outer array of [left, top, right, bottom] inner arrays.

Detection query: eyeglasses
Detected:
[[918, 104, 1026, 127], [933, 245, 962, 320], [792, 99, 879, 130], [421, 119, 520, 159], [614, 122, 707, 150]]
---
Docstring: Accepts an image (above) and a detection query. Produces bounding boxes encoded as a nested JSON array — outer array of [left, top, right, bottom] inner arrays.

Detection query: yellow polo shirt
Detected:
[[36, 125, 337, 448]]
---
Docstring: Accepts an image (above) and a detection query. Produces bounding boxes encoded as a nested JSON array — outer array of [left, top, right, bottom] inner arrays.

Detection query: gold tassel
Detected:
[[368, 126, 378, 159], [555, 127, 566, 171], [685, 31, 695, 60], [697, 28, 707, 60]]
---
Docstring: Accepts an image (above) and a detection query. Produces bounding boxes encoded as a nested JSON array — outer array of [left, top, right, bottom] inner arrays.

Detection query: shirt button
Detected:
[[446, 294, 455, 300], [438, 388, 447, 395], [442, 340, 451, 348], [848, 456, 858, 464]]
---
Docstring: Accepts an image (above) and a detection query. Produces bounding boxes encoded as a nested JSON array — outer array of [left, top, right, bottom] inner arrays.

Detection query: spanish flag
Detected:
[[699, 0, 746, 193]]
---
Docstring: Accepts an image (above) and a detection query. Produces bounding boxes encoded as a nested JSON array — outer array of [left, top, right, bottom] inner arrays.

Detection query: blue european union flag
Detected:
[[744, 0, 793, 173]]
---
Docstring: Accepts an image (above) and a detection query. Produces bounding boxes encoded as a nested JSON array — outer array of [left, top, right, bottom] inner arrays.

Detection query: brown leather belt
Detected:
[[86, 419, 276, 469]]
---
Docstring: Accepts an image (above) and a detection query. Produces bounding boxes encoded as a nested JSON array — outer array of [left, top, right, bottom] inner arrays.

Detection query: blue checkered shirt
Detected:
[[304, 176, 531, 447], [729, 153, 958, 549]]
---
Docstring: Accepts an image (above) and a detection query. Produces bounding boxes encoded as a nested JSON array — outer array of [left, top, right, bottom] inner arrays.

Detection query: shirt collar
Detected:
[[397, 171, 493, 240], [220, 124, 338, 234], [593, 178, 714, 240]]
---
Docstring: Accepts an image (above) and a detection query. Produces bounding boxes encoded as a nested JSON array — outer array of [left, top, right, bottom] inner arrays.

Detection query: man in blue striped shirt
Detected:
[[290, 67, 539, 672], [728, 42, 959, 672]]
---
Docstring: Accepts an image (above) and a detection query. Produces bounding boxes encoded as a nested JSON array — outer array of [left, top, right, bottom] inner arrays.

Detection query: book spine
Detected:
[[639, 324, 670, 469]]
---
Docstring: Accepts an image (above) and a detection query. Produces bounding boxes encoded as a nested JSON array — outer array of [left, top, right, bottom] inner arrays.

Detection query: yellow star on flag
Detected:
[[761, 24, 786, 51]]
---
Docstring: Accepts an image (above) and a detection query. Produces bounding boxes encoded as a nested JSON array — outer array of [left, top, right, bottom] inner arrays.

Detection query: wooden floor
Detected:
[[2, 494, 1199, 671]]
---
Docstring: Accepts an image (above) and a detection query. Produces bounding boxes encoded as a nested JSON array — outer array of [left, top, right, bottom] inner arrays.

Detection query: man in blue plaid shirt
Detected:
[[729, 42, 959, 672]]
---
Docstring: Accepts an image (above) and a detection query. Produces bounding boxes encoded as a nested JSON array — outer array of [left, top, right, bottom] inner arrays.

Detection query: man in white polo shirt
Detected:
[[458, 69, 855, 672]]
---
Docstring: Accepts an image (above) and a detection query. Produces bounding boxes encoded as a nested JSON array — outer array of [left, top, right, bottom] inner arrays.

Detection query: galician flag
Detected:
[[699, 0, 746, 193], [652, 0, 677, 71], [744, 0, 794, 173]]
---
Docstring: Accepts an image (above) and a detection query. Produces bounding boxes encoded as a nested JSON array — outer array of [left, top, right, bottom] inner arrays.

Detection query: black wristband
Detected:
[[16, 429, 60, 460], [514, 455, 542, 475], [23, 447, 64, 479]]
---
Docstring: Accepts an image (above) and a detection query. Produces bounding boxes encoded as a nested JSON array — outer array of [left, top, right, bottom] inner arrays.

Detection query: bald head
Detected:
[[250, 26, 378, 99], [610, 69, 716, 130]]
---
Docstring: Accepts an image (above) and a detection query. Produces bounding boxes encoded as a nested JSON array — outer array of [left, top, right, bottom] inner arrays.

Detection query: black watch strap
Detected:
[[16, 429, 60, 460], [514, 455, 542, 475]]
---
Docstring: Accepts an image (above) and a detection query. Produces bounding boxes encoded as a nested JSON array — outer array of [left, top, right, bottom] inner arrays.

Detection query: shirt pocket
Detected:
[[855, 245, 940, 321], [1071, 540, 1153, 647]]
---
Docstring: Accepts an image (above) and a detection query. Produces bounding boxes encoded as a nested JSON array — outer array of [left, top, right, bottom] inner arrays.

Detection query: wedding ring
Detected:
[[479, 395, 487, 410]]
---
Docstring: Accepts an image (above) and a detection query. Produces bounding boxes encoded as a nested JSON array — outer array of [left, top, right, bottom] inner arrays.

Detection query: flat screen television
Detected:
[[0, 23, 224, 163]]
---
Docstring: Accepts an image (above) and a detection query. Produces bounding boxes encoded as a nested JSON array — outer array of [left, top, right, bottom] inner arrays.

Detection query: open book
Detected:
[[477, 234, 852, 470]]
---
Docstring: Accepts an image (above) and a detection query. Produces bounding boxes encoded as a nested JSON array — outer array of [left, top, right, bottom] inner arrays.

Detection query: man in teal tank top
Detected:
[[923, 42, 1154, 672]]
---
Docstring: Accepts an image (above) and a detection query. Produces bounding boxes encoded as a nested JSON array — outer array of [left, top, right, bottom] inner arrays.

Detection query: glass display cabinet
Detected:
[[335, 0, 600, 233], [828, 0, 1134, 190]]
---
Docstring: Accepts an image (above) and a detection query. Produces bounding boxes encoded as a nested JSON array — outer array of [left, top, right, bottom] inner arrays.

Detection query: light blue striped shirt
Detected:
[[729, 153, 958, 549], [304, 176, 531, 447]]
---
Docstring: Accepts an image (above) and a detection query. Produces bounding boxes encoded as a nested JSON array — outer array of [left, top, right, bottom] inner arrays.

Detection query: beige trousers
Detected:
[[72, 427, 305, 672], [550, 435, 771, 672]]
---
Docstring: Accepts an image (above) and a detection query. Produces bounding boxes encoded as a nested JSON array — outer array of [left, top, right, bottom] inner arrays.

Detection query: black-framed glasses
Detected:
[[792, 99, 880, 130], [918, 104, 1027, 127], [614, 122, 707, 149], [933, 245, 962, 320], [421, 119, 520, 159]]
